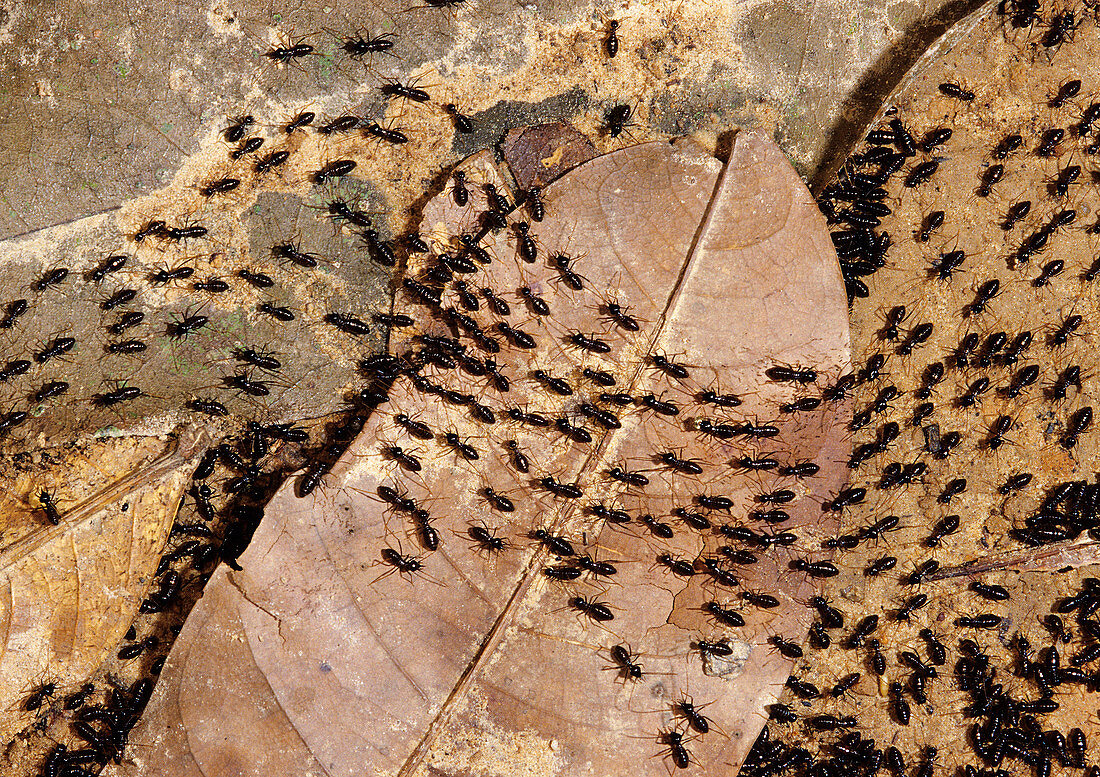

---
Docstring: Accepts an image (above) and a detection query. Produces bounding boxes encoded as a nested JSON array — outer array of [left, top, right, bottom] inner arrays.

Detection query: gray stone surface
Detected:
[[1, 0, 984, 239]]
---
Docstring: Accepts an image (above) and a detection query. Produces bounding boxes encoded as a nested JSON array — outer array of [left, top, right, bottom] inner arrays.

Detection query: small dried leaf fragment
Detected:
[[500, 123, 598, 190], [113, 131, 849, 777]]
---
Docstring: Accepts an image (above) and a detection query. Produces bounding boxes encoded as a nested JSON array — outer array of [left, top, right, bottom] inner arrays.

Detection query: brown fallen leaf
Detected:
[[0, 426, 206, 745], [111, 130, 849, 777]]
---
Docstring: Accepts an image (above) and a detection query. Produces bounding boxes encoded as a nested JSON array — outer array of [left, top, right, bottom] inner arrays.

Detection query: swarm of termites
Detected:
[[4, 12, 848, 777], [743, 2, 1100, 776], [25, 1, 1100, 775]]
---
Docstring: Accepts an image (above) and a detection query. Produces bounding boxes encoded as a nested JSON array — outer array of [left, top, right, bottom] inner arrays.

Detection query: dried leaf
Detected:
[[111, 131, 849, 777], [0, 427, 206, 743]]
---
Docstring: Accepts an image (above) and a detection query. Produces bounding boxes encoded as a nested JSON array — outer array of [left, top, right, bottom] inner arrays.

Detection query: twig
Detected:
[[925, 537, 1100, 582]]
